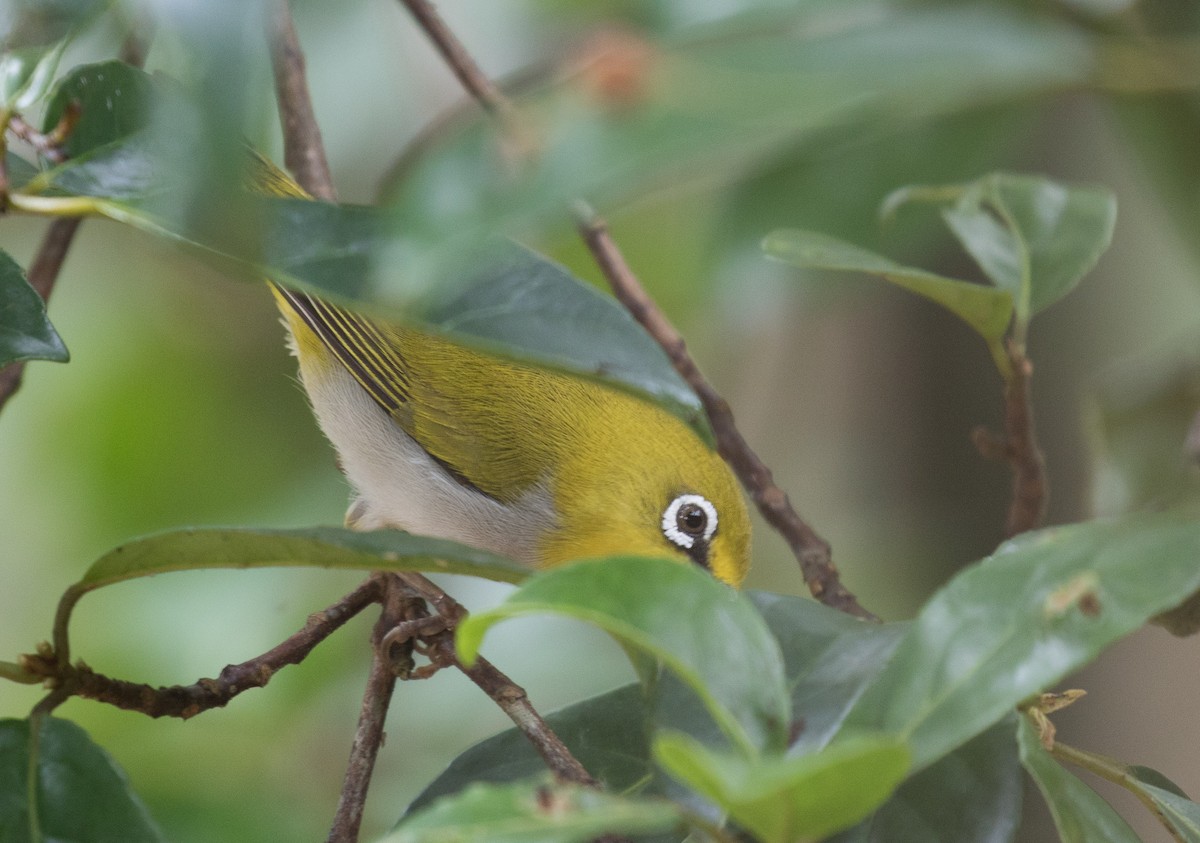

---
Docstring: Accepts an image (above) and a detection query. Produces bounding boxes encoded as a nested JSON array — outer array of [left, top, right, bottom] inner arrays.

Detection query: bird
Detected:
[[259, 157, 752, 586]]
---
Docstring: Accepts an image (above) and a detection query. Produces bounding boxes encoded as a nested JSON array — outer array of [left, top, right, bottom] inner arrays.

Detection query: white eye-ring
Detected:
[[662, 494, 718, 550]]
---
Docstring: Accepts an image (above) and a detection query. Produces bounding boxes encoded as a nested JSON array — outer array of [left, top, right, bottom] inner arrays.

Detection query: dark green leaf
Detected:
[[384, 779, 681, 843], [456, 557, 790, 756], [831, 718, 1022, 843], [43, 60, 157, 158], [77, 526, 530, 592], [749, 591, 907, 754], [762, 228, 1013, 349], [23, 151, 710, 435], [841, 511, 1200, 771], [0, 716, 165, 843], [405, 684, 654, 817], [654, 732, 908, 843], [1016, 717, 1141, 843], [0, 249, 68, 366]]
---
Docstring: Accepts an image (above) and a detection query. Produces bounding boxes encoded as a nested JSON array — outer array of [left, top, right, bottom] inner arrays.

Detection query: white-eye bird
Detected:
[[258, 160, 752, 586]]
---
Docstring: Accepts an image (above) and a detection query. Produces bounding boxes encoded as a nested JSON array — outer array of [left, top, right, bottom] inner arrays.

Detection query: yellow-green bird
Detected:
[[261, 162, 751, 586]]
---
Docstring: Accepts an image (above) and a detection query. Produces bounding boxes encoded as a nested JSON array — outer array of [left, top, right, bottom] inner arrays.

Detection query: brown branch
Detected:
[[396, 0, 516, 123], [24, 577, 382, 718], [577, 209, 878, 621], [399, 571, 598, 786], [327, 576, 415, 843], [267, 0, 336, 201], [973, 341, 1047, 538]]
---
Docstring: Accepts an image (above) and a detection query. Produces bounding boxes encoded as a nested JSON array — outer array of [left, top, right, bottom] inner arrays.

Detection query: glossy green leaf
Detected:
[[405, 684, 653, 817], [0, 716, 165, 843], [457, 557, 790, 756], [0, 249, 68, 366], [43, 60, 157, 159], [19, 153, 710, 436], [841, 511, 1200, 771], [384, 779, 681, 843], [654, 732, 908, 843], [1016, 717, 1141, 843], [762, 228, 1013, 345], [749, 592, 907, 754], [831, 718, 1022, 843], [76, 526, 530, 592]]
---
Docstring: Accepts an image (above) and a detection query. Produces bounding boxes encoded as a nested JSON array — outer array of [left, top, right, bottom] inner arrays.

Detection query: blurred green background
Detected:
[[2, 0, 1200, 840]]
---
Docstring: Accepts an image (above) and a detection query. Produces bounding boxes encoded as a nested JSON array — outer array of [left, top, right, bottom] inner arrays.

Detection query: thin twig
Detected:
[[327, 576, 413, 843], [24, 577, 382, 718], [397, 6, 877, 621], [396, 0, 517, 124], [578, 208, 879, 621], [267, 0, 336, 201], [403, 571, 598, 786], [973, 341, 1047, 538]]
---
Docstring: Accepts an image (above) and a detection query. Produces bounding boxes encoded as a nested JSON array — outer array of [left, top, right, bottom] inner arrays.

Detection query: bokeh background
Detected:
[[2, 0, 1199, 840]]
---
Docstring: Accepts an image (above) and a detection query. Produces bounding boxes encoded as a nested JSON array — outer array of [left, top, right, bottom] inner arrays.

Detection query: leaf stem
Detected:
[[1050, 739, 1187, 843]]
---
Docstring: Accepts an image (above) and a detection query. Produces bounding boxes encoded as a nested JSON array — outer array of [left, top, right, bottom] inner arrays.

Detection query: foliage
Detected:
[[1, 1, 1199, 842]]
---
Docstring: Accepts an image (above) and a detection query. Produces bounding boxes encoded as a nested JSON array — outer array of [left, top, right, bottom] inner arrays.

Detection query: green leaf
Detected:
[[830, 717, 1022, 843], [749, 591, 907, 754], [1016, 717, 1140, 843], [43, 60, 157, 159], [21, 147, 711, 436], [77, 526, 530, 592], [405, 684, 654, 818], [383, 779, 681, 843], [456, 556, 790, 756], [841, 511, 1200, 771], [886, 173, 1116, 327], [0, 716, 165, 843], [653, 732, 908, 843], [0, 249, 68, 366], [762, 228, 1014, 347]]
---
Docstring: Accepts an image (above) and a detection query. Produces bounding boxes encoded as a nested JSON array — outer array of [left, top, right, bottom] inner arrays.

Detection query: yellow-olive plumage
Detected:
[[259, 157, 751, 585]]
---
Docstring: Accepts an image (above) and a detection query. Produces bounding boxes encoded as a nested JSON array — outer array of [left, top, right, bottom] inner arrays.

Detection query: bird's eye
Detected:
[[662, 494, 718, 552]]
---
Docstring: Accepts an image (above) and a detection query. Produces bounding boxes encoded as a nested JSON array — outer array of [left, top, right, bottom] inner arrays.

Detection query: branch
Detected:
[[577, 209, 878, 621], [267, 0, 336, 201], [24, 577, 381, 718], [396, 0, 516, 124], [973, 341, 1047, 538], [397, 571, 598, 786], [327, 575, 415, 843]]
